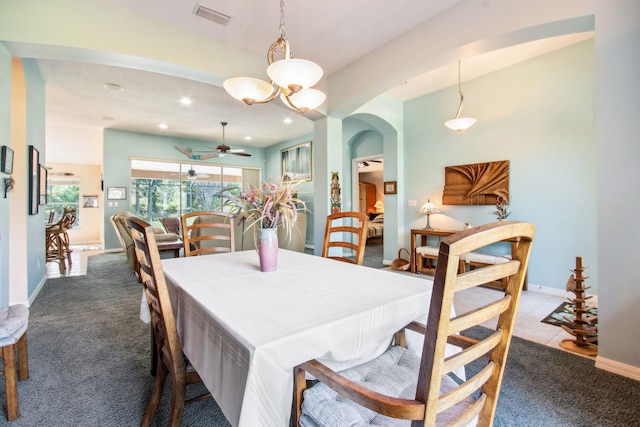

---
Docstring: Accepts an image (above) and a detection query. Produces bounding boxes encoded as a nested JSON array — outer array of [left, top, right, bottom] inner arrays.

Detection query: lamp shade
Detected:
[[444, 117, 476, 132], [280, 88, 326, 112], [267, 58, 323, 92], [374, 200, 384, 212], [223, 77, 274, 103], [418, 200, 440, 215]]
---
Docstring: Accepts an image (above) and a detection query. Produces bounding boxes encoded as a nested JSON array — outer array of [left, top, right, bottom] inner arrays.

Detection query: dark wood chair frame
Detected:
[[128, 217, 210, 427]]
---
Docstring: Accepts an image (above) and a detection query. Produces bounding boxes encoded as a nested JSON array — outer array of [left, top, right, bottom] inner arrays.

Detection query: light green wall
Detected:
[[102, 129, 265, 251], [23, 59, 47, 296], [402, 39, 595, 291], [594, 0, 640, 368]]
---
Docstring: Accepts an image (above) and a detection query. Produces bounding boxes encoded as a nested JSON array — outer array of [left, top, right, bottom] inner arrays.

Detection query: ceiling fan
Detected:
[[172, 166, 209, 181], [191, 122, 252, 158], [358, 159, 383, 168]]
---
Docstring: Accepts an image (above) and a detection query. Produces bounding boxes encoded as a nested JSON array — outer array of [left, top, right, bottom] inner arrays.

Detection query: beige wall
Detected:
[[47, 162, 103, 246]]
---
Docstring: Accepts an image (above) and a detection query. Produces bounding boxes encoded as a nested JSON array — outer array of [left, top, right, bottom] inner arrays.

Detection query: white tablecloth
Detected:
[[153, 250, 438, 427]]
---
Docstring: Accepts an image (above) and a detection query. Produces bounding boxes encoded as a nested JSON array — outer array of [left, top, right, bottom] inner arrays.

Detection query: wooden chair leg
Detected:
[[17, 333, 28, 381], [2, 344, 19, 421], [141, 364, 168, 427]]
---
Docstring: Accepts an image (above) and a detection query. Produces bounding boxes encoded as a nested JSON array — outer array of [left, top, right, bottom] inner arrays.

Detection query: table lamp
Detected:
[[374, 200, 384, 213], [418, 199, 440, 229]]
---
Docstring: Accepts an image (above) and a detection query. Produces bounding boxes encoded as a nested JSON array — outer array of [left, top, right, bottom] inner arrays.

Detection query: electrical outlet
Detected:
[[408, 199, 417, 207]]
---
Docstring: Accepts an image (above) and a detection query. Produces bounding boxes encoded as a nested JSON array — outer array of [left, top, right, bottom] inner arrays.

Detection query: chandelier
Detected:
[[223, 0, 326, 113], [444, 61, 476, 131]]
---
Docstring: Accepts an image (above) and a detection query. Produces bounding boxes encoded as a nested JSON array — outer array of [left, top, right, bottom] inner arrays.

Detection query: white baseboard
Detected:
[[29, 275, 48, 307], [595, 356, 640, 381]]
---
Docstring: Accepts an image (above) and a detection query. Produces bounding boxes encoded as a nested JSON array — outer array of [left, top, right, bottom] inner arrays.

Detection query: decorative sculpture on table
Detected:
[[559, 256, 598, 356], [330, 172, 341, 213]]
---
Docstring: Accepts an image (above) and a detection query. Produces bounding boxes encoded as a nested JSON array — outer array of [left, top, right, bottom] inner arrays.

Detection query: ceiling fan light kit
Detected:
[[444, 61, 476, 132], [223, 0, 326, 113]]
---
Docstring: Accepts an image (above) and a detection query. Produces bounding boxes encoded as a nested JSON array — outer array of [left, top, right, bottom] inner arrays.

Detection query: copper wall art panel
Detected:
[[443, 160, 509, 205]]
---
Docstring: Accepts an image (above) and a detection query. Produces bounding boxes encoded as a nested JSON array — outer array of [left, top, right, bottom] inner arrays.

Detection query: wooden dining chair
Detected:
[[294, 221, 535, 427], [181, 211, 235, 257], [322, 211, 368, 265], [127, 217, 210, 427]]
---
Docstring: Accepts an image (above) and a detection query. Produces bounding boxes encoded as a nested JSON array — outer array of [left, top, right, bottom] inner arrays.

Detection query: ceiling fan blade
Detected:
[[227, 148, 245, 153], [231, 152, 252, 157]]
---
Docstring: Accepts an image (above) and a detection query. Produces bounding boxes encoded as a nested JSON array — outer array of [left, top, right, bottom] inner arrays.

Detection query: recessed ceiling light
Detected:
[[180, 97, 192, 105], [159, 123, 168, 129], [244, 136, 252, 141], [283, 118, 292, 124], [103, 83, 124, 92]]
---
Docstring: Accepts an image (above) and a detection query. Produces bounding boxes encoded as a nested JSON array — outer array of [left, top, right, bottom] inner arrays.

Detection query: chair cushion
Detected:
[[155, 232, 180, 242], [0, 304, 29, 346], [300, 346, 475, 427], [415, 246, 438, 256], [463, 252, 511, 265]]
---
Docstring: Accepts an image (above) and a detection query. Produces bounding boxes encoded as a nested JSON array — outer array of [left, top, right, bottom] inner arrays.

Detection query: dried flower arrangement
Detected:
[[491, 196, 511, 221]]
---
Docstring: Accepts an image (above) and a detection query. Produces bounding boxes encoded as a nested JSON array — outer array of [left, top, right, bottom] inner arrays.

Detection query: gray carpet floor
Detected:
[[2, 252, 638, 426]]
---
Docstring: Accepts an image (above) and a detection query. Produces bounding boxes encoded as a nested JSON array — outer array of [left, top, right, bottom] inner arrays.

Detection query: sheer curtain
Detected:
[[242, 168, 260, 192]]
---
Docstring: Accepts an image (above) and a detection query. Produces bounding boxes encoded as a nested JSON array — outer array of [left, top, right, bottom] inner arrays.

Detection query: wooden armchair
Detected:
[[322, 211, 368, 265], [294, 221, 535, 427], [181, 211, 235, 257], [127, 217, 210, 426]]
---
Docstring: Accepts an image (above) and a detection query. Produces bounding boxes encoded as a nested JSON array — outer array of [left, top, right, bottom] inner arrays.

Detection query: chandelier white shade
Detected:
[[445, 116, 477, 132], [222, 0, 325, 113], [267, 59, 323, 92], [280, 88, 326, 112], [444, 61, 476, 132], [223, 78, 275, 105]]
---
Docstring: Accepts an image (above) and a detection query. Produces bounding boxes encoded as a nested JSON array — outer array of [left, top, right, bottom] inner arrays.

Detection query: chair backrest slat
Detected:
[[181, 211, 235, 257]]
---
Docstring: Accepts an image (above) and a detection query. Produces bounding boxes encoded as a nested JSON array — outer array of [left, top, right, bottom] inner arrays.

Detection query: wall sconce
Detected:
[[4, 176, 14, 198], [418, 199, 440, 229]]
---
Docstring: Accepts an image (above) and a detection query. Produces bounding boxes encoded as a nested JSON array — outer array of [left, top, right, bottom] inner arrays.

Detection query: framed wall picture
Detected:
[[384, 181, 397, 195], [1, 146, 13, 174], [39, 164, 47, 205], [29, 146, 39, 215], [107, 187, 127, 200], [281, 141, 312, 182], [83, 195, 99, 208]]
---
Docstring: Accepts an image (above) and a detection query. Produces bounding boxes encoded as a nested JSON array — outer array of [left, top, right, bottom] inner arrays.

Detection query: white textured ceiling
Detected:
[[10, 0, 593, 162]]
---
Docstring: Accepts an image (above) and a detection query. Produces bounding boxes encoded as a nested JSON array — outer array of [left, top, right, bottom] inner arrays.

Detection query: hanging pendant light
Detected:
[[223, 0, 325, 113], [444, 61, 476, 132]]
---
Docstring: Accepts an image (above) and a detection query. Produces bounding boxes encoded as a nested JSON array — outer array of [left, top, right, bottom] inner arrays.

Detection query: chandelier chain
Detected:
[[279, 0, 286, 38]]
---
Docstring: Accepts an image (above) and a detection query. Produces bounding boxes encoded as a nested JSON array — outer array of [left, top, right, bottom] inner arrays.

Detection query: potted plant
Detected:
[[491, 196, 511, 221]]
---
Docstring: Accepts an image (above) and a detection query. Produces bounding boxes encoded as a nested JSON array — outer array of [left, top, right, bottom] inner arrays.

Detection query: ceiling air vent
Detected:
[[194, 4, 231, 25]]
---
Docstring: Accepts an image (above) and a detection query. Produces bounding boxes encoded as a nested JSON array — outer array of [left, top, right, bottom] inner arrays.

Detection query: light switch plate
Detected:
[[408, 199, 417, 207]]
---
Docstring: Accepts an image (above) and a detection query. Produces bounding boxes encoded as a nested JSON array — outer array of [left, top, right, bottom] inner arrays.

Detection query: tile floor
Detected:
[[47, 245, 590, 358]]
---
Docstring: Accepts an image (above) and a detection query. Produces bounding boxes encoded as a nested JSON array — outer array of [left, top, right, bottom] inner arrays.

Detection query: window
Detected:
[[129, 159, 257, 227], [46, 177, 80, 226]]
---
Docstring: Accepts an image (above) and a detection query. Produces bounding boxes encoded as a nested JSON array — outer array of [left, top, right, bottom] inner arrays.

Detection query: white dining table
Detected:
[[155, 249, 439, 427]]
